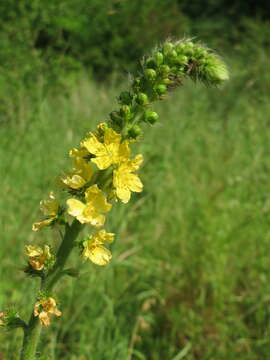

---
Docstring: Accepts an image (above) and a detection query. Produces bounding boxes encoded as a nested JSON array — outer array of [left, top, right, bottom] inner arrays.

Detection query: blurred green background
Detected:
[[1, 1, 270, 359]]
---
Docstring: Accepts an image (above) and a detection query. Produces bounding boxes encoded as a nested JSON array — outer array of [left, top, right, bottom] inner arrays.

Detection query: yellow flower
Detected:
[[69, 147, 89, 158], [25, 245, 52, 271], [34, 297, 61, 326], [81, 124, 130, 170], [61, 157, 93, 189], [113, 154, 143, 203], [82, 229, 115, 266], [66, 184, 112, 226], [32, 192, 59, 231]]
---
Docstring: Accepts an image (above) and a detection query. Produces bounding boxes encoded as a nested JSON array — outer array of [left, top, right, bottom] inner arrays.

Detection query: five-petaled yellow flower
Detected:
[[61, 157, 93, 189], [81, 124, 130, 170], [113, 154, 143, 203], [82, 229, 114, 266], [67, 185, 112, 226], [25, 245, 52, 271], [32, 192, 59, 231], [34, 297, 61, 326]]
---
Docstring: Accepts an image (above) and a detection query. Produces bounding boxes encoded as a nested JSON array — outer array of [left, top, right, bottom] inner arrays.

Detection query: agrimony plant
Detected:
[[0, 39, 228, 360]]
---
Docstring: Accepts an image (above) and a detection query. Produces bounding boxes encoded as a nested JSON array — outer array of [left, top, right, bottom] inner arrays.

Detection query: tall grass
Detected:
[[1, 55, 270, 359]]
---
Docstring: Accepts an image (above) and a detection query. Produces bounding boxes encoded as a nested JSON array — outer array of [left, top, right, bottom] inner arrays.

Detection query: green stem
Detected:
[[20, 314, 41, 360], [20, 220, 83, 360], [44, 220, 83, 291]]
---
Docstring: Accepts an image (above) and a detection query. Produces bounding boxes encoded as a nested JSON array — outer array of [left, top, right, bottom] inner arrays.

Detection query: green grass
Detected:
[[1, 56, 270, 360]]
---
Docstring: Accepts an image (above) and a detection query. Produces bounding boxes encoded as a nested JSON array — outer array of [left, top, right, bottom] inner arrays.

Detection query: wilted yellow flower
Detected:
[[32, 192, 59, 231], [82, 229, 115, 266], [25, 245, 52, 271], [113, 154, 143, 203], [81, 124, 130, 170], [61, 157, 93, 189], [34, 297, 61, 326], [67, 185, 112, 226]]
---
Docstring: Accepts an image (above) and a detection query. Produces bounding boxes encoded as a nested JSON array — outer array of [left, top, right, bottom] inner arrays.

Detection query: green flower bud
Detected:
[[193, 47, 208, 59], [132, 77, 142, 91], [127, 124, 142, 139], [154, 84, 167, 95], [120, 105, 131, 119], [154, 52, 164, 66], [136, 93, 149, 105], [145, 57, 157, 69], [110, 111, 123, 126], [176, 55, 188, 64], [183, 41, 194, 56], [159, 65, 170, 75], [145, 68, 157, 81], [163, 42, 174, 56], [161, 78, 172, 85], [144, 110, 159, 125], [176, 43, 186, 54], [169, 50, 178, 59], [119, 91, 133, 105]]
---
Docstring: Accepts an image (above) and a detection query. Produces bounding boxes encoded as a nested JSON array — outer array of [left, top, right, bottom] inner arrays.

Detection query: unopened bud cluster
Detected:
[[108, 39, 228, 140]]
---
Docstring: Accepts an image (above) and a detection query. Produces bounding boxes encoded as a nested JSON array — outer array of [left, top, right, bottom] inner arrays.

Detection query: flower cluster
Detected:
[[26, 39, 228, 326]]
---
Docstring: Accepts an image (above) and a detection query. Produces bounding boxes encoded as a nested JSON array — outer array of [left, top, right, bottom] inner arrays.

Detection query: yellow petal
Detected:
[[82, 135, 106, 157], [69, 147, 89, 158], [116, 187, 131, 203], [85, 185, 112, 213], [118, 141, 131, 161], [40, 194, 59, 216], [62, 174, 86, 189], [81, 205, 106, 226], [104, 127, 121, 145], [73, 157, 93, 181], [83, 244, 112, 266], [66, 199, 85, 217], [94, 229, 115, 243], [91, 155, 113, 170], [25, 245, 43, 257], [129, 154, 143, 171], [127, 173, 143, 192], [38, 311, 51, 326], [32, 218, 55, 232]]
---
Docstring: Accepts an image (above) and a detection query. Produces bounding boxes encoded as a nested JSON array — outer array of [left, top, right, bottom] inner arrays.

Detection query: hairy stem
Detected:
[[20, 220, 83, 360]]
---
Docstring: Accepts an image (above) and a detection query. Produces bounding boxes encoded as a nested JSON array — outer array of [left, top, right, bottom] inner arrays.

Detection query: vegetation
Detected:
[[1, 0, 270, 359]]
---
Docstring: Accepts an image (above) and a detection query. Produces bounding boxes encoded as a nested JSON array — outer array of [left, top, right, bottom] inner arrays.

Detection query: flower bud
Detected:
[[110, 111, 123, 127], [176, 43, 186, 54], [154, 52, 164, 66], [144, 111, 159, 125], [161, 78, 172, 85], [136, 93, 149, 105], [159, 65, 170, 76], [169, 50, 178, 59], [145, 68, 157, 81], [119, 105, 131, 119], [119, 91, 133, 105], [154, 84, 167, 95], [183, 41, 194, 56], [132, 77, 142, 91], [163, 42, 174, 56], [176, 55, 188, 64], [127, 124, 142, 139], [145, 57, 157, 69], [194, 47, 208, 59]]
